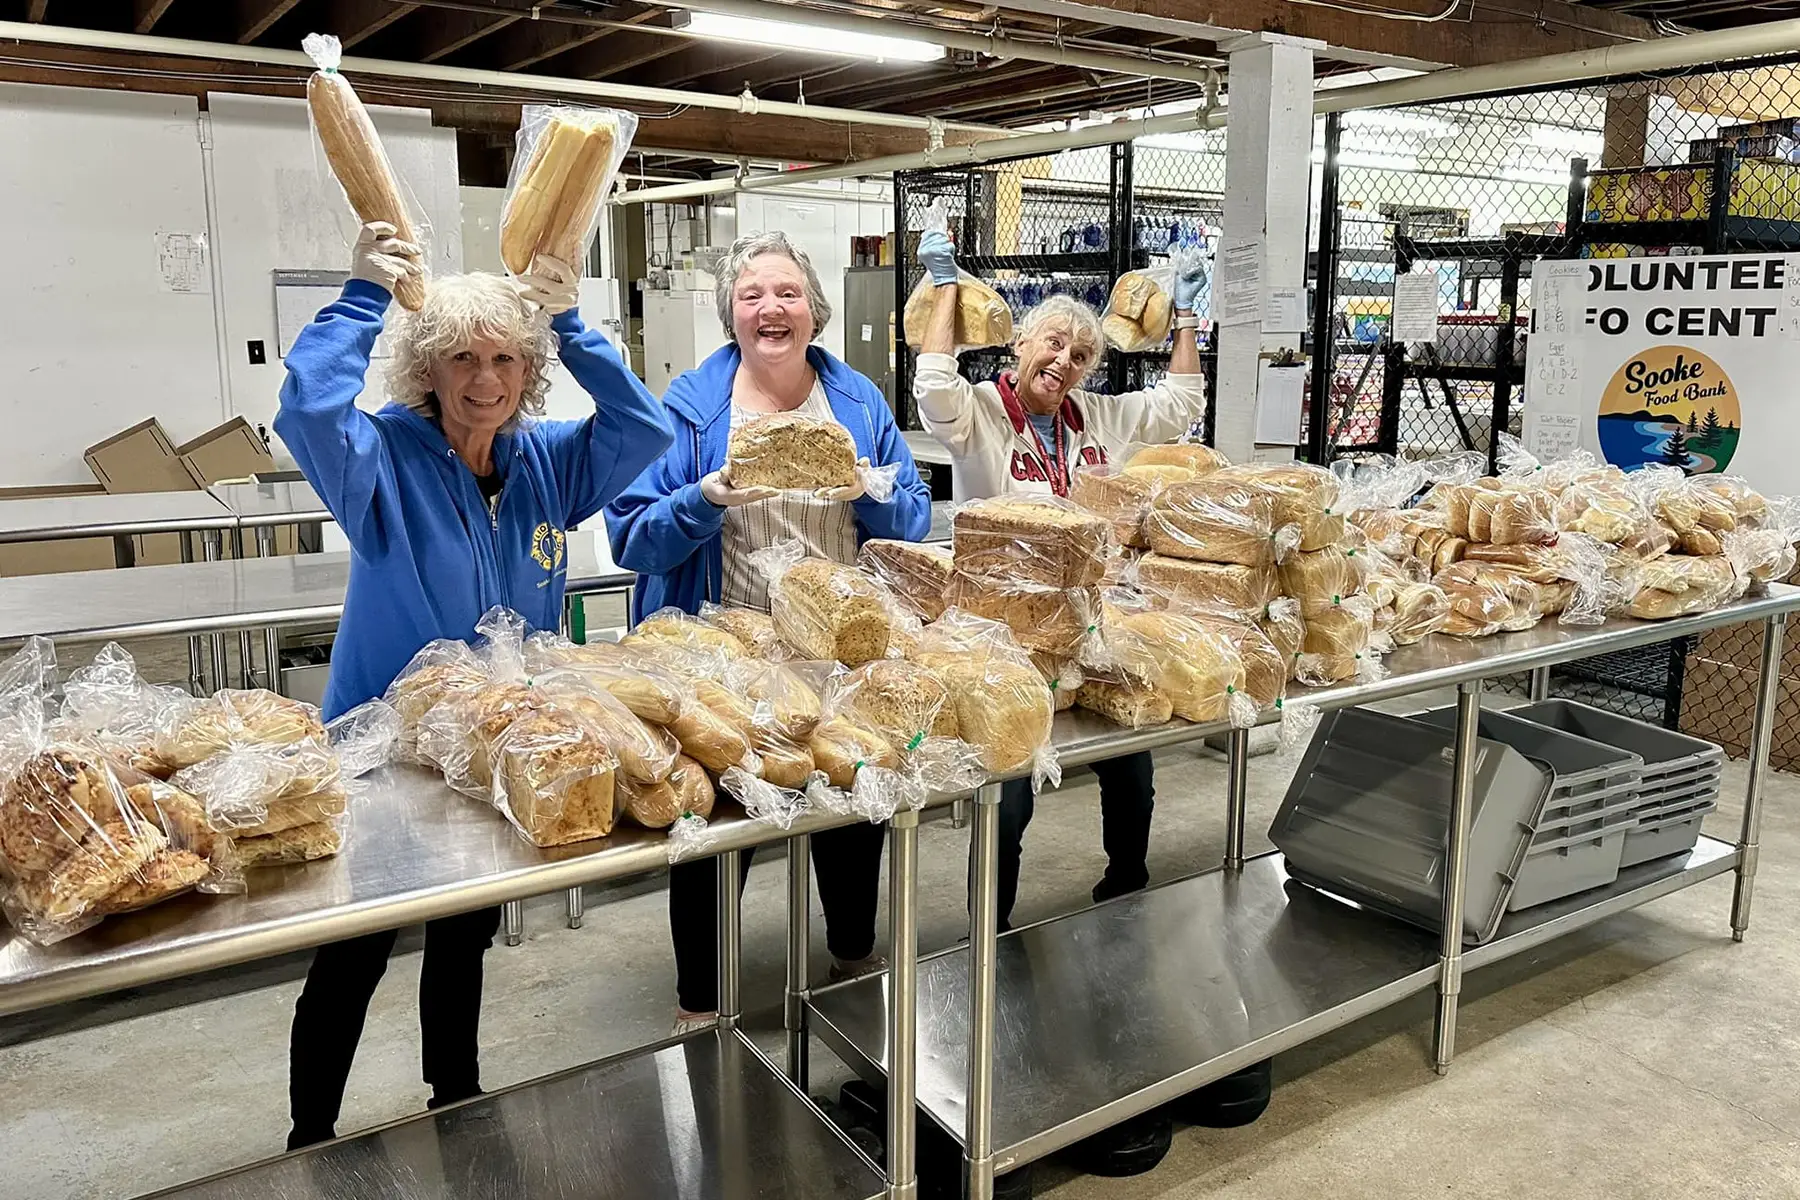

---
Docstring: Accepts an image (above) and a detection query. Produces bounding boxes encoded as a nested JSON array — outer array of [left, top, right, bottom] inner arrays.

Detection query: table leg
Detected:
[[503, 899, 524, 947], [965, 780, 1003, 1200], [718, 848, 743, 1031], [950, 799, 968, 829], [1224, 726, 1250, 871], [1434, 679, 1481, 1076], [202, 531, 227, 690], [784, 832, 811, 1086], [1733, 615, 1785, 942], [887, 808, 919, 1200], [1528, 665, 1551, 702], [232, 527, 254, 688], [566, 886, 584, 929], [257, 526, 282, 695], [182, 532, 204, 697]]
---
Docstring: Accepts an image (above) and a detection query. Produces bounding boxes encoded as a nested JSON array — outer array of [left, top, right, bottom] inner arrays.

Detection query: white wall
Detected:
[[206, 92, 463, 453], [733, 178, 891, 362], [0, 84, 223, 485], [460, 184, 506, 275]]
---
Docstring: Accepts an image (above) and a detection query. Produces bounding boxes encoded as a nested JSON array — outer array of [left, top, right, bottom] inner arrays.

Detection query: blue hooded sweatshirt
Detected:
[[275, 278, 674, 719], [605, 342, 931, 622]]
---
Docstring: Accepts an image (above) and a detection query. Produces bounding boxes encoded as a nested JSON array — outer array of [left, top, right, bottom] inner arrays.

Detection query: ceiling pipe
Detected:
[[0, 18, 1002, 134], [619, 14, 1800, 204], [670, 0, 1224, 79]]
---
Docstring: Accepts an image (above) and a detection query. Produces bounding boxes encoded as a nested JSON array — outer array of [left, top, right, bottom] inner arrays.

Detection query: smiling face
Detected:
[[1013, 319, 1096, 414], [731, 253, 815, 370], [427, 334, 527, 441]]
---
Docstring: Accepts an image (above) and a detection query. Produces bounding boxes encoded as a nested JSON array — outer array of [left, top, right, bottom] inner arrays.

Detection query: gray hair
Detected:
[[1015, 294, 1104, 363], [715, 231, 833, 344], [386, 272, 556, 433]]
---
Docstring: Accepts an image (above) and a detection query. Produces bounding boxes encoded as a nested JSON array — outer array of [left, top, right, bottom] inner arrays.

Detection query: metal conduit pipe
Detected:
[[0, 19, 1003, 134]]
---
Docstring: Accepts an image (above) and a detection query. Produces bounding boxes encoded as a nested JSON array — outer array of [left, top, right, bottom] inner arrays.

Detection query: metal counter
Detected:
[[805, 584, 1800, 1198], [0, 490, 236, 543], [209, 480, 331, 528]]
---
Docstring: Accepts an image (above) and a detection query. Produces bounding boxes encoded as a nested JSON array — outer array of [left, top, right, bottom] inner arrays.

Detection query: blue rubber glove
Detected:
[[917, 230, 959, 287], [1173, 254, 1208, 313]]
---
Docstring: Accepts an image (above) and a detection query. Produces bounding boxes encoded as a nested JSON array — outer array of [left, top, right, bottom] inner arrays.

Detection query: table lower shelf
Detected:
[[807, 837, 1739, 1172], [141, 1028, 886, 1200]]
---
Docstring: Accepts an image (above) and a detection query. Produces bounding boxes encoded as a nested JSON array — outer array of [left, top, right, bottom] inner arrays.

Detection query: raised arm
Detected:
[[272, 222, 419, 554], [1106, 250, 1209, 443], [910, 229, 991, 456]]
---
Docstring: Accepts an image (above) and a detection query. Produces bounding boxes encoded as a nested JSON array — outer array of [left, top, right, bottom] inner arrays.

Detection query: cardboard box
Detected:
[[1587, 161, 1800, 224], [1678, 655, 1800, 770], [0, 483, 117, 576], [177, 417, 274, 486], [84, 419, 202, 494]]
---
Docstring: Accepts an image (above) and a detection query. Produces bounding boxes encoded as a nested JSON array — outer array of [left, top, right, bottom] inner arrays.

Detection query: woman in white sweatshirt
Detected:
[[910, 230, 1209, 928]]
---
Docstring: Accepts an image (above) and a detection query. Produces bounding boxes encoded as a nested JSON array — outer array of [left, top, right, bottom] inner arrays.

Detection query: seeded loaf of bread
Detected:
[[952, 497, 1111, 589], [769, 558, 893, 665], [857, 539, 953, 622], [726, 413, 857, 491]]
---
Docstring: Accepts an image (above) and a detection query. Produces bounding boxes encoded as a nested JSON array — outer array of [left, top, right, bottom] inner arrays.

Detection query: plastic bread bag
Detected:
[[1275, 699, 1324, 754], [501, 103, 637, 278], [857, 539, 953, 622], [173, 727, 341, 833], [1293, 594, 1386, 686], [1129, 551, 1277, 626], [302, 34, 429, 312], [1725, 498, 1800, 587], [950, 495, 1113, 590], [1075, 679, 1173, 729], [901, 202, 1013, 352], [57, 643, 195, 781], [159, 688, 328, 774], [1467, 485, 1559, 547], [531, 671, 679, 788], [944, 571, 1102, 660], [486, 699, 620, 847], [1695, 475, 1771, 528], [664, 678, 762, 777], [0, 744, 167, 944], [749, 539, 895, 665], [1433, 560, 1541, 637], [699, 603, 788, 659], [1142, 474, 1286, 567], [1634, 465, 1738, 538], [719, 764, 809, 830], [1385, 580, 1451, 645], [1278, 544, 1373, 618], [98, 776, 245, 913], [1332, 453, 1431, 520], [622, 753, 716, 831], [1101, 264, 1176, 352], [1553, 467, 1651, 544], [665, 811, 719, 864], [1026, 653, 1084, 713], [911, 609, 1060, 793], [0, 637, 56, 780], [1259, 596, 1306, 671], [629, 606, 750, 660], [1210, 463, 1345, 553], [825, 659, 956, 750], [1070, 460, 1194, 551], [1108, 607, 1258, 728], [1628, 554, 1741, 620], [383, 638, 492, 762], [525, 636, 693, 726]]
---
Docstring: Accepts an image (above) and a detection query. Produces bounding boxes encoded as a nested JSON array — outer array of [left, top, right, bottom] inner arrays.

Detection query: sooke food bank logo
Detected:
[[1596, 344, 1740, 473]]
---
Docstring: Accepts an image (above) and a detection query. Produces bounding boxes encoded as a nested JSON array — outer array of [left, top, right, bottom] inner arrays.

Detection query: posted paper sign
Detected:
[[1392, 274, 1439, 343], [1523, 253, 1800, 493]]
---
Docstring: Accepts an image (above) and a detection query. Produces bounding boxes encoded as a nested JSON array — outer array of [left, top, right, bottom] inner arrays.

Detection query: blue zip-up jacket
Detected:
[[275, 278, 674, 719], [605, 342, 930, 623]]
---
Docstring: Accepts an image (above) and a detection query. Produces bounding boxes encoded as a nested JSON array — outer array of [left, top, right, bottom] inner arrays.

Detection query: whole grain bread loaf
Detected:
[[952, 496, 1111, 589], [726, 413, 857, 491]]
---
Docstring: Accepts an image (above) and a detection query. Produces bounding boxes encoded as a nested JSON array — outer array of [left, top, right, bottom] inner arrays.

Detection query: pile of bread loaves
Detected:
[[0, 642, 393, 946]]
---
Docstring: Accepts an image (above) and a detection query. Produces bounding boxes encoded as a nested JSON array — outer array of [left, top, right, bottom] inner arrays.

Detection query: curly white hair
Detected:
[[385, 273, 556, 432]]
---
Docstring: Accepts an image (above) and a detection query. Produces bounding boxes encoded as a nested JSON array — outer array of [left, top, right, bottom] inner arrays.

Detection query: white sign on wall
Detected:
[[1523, 252, 1800, 494]]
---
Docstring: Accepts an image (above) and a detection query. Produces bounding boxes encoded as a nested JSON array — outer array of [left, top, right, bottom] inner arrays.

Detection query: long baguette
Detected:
[[306, 64, 427, 312], [543, 119, 619, 264], [500, 116, 586, 276]]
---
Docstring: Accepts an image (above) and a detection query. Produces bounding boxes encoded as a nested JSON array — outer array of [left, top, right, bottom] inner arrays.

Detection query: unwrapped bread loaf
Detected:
[[726, 414, 857, 491]]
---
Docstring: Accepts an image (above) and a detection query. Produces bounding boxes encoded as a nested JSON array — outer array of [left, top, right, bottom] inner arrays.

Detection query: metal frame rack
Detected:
[[1, 583, 1791, 1197]]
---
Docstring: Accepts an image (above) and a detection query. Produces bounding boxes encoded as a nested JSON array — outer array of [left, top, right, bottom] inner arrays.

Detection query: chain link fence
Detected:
[[1312, 53, 1800, 733]]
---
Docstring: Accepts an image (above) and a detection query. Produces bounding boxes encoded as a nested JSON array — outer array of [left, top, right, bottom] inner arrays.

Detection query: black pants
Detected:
[[668, 821, 887, 1013], [288, 905, 502, 1149], [990, 751, 1155, 931]]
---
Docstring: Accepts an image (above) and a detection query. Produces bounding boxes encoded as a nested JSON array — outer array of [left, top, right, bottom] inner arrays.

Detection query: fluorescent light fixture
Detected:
[[1342, 109, 1458, 139], [680, 11, 944, 62], [1313, 147, 1420, 172], [1527, 123, 1604, 155]]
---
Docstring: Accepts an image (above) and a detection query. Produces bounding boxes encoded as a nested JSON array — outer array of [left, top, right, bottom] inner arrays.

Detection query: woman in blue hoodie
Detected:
[[607, 231, 931, 1028], [275, 222, 673, 1148]]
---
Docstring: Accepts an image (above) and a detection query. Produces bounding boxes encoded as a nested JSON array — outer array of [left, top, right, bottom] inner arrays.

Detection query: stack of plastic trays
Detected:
[[1507, 700, 1724, 869], [1412, 707, 1643, 909]]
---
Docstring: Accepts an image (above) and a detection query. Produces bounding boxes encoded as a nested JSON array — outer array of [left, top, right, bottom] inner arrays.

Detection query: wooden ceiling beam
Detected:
[[625, 45, 784, 89], [233, 0, 304, 43], [579, 35, 690, 81], [133, 0, 179, 34], [413, 9, 525, 62], [482, 19, 617, 71], [317, 0, 423, 49]]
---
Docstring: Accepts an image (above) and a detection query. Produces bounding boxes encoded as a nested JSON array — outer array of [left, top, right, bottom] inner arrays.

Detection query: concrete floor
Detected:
[[2, 670, 1797, 1197]]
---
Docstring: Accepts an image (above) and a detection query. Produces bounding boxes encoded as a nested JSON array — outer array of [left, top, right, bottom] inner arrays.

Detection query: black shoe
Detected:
[[286, 1126, 334, 1152], [428, 1086, 482, 1111], [1171, 1059, 1273, 1128], [1091, 872, 1148, 906], [1065, 1110, 1172, 1177]]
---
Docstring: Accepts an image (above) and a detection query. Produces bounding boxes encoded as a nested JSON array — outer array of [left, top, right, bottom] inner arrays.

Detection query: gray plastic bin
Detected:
[[1270, 707, 1552, 945], [1620, 801, 1717, 867], [1505, 700, 1723, 788], [1413, 705, 1644, 908]]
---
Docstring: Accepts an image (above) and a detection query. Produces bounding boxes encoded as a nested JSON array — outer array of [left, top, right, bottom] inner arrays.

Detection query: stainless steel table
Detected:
[[3, 765, 925, 1200], [808, 585, 1800, 1198], [210, 481, 333, 691]]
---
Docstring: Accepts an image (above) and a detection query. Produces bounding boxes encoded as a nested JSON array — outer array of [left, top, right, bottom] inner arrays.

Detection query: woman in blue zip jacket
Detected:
[[274, 222, 673, 1148], [606, 230, 931, 1029]]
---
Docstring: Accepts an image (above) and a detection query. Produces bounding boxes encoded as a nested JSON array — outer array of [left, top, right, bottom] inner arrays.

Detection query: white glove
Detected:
[[515, 253, 579, 315], [700, 470, 778, 508], [815, 458, 871, 503], [350, 221, 422, 295]]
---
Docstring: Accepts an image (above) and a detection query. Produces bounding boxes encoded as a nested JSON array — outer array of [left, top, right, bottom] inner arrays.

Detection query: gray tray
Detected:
[[1511, 806, 1638, 909], [1271, 707, 1553, 945], [1620, 803, 1715, 868], [1506, 700, 1723, 789], [1413, 705, 1644, 830]]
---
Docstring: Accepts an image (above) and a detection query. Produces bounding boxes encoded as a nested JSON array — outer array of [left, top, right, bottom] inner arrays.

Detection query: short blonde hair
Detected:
[[715, 231, 833, 343], [1015, 294, 1104, 363], [386, 273, 556, 431]]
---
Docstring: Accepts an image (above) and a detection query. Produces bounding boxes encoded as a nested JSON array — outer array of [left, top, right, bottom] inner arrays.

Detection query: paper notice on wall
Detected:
[[1216, 240, 1263, 327], [1256, 362, 1306, 444], [275, 270, 391, 359], [1523, 410, 1582, 463], [156, 232, 210, 294], [1391, 273, 1438, 343], [1532, 261, 1584, 336], [1784, 253, 1800, 338], [1263, 287, 1306, 333]]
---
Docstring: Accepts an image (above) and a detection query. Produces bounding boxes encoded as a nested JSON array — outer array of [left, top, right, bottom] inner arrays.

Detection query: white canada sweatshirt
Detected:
[[912, 352, 1209, 501]]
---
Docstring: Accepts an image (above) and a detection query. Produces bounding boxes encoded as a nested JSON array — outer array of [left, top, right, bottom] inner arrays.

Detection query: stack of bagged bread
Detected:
[[907, 609, 1058, 785], [948, 496, 1111, 658], [1069, 441, 1229, 553]]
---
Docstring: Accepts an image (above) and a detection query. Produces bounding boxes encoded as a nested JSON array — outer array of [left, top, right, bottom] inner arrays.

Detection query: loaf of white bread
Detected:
[[903, 274, 1013, 349], [952, 497, 1111, 590], [1101, 271, 1174, 352]]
